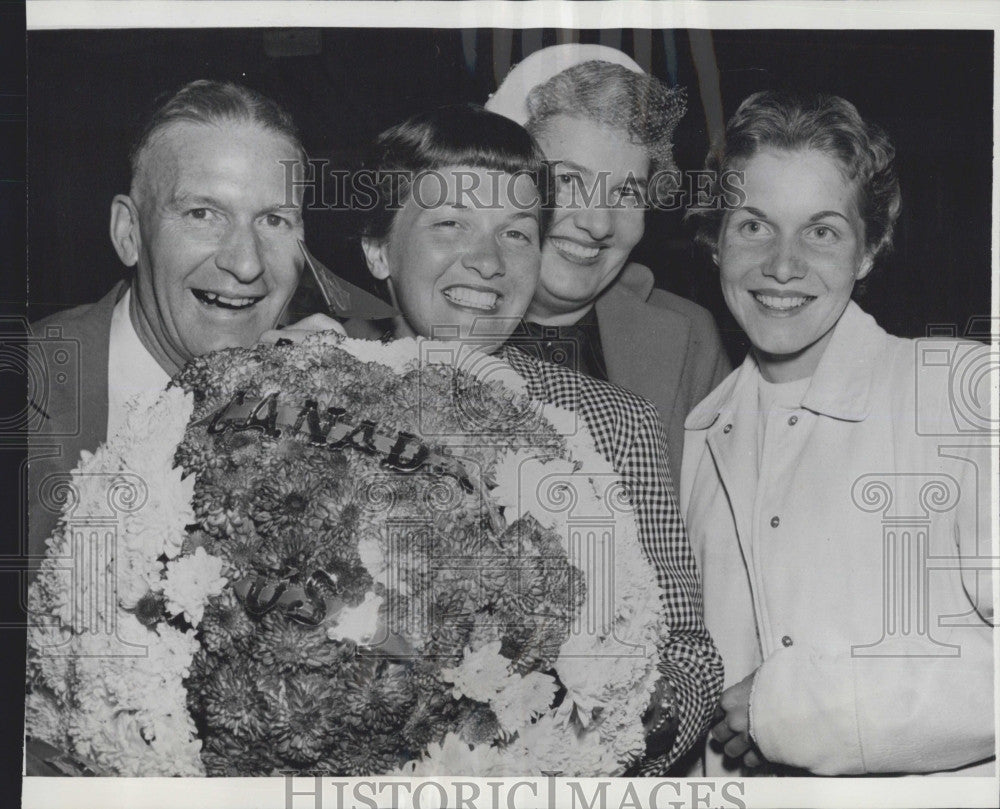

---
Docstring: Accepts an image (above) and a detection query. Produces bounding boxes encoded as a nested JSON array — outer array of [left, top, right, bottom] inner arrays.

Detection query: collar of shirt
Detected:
[[686, 301, 887, 431], [107, 286, 171, 438]]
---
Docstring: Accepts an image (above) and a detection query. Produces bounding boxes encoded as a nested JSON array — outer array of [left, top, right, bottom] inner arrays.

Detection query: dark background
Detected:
[[26, 28, 995, 362]]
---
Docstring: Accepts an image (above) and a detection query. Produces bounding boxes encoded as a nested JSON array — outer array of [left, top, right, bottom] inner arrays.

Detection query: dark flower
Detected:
[[127, 590, 166, 628], [318, 732, 405, 777], [251, 472, 324, 537], [341, 658, 414, 733], [195, 480, 252, 539], [267, 674, 339, 763], [251, 612, 342, 672], [202, 661, 268, 740], [201, 590, 255, 653], [202, 734, 276, 777]]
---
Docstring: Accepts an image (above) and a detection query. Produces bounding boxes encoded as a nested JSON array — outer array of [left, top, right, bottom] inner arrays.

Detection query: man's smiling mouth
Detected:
[[443, 286, 500, 312], [193, 290, 263, 310]]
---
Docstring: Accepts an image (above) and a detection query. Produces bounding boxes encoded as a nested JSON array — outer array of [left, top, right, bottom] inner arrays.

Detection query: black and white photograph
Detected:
[[7, 2, 998, 808]]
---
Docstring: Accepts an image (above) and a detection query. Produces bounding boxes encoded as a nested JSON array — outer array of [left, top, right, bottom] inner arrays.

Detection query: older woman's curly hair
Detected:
[[524, 60, 686, 199], [688, 90, 902, 262]]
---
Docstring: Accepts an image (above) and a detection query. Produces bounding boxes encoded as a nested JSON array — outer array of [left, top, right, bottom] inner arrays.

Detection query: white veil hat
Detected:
[[485, 44, 644, 126]]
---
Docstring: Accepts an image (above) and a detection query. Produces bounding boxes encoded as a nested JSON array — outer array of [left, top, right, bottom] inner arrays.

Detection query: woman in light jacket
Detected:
[[682, 90, 995, 776]]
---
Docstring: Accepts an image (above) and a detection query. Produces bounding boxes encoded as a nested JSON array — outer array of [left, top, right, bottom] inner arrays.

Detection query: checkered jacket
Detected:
[[501, 344, 723, 773]]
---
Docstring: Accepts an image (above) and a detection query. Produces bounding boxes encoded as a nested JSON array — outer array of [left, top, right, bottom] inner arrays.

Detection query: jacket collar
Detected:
[[596, 263, 691, 411], [607, 261, 656, 301], [686, 301, 887, 430]]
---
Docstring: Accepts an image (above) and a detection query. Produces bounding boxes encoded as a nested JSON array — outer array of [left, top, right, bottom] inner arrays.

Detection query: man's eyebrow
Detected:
[[737, 205, 769, 218], [167, 194, 302, 220], [166, 193, 221, 209]]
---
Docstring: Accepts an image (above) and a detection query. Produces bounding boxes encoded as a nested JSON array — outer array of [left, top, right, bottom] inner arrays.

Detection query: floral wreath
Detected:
[[27, 333, 668, 777]]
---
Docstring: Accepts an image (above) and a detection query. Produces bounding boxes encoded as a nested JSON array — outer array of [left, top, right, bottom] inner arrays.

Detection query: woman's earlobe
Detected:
[[109, 195, 140, 267], [361, 237, 391, 281], [856, 253, 875, 281]]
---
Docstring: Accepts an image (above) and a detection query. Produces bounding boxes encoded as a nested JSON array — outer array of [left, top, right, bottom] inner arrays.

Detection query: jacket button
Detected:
[[781, 635, 793, 647], [770, 515, 780, 528], [788, 415, 799, 426], [723, 423, 733, 433]]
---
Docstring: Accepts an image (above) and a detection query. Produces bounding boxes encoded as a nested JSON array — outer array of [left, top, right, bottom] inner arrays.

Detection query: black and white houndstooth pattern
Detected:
[[501, 344, 723, 774]]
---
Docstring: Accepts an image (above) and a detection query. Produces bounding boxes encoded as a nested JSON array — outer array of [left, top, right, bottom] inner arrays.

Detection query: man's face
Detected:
[[122, 120, 304, 373], [527, 115, 649, 322]]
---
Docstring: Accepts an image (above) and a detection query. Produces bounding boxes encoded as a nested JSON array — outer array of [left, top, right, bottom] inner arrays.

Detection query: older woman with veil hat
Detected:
[[486, 44, 731, 490]]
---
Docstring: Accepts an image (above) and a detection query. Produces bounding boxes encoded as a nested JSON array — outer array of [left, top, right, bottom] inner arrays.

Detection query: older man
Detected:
[[27, 80, 317, 568]]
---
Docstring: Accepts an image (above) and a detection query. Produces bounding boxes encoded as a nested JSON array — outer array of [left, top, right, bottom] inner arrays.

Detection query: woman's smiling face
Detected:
[[527, 115, 649, 322], [718, 147, 874, 382], [363, 166, 542, 351]]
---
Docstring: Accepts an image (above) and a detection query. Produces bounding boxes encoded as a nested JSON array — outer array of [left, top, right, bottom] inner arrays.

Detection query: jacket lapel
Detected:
[[596, 265, 691, 423], [689, 358, 760, 562]]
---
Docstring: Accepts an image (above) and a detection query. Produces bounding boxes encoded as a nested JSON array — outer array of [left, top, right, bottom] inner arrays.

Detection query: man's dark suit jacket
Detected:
[[27, 282, 127, 571]]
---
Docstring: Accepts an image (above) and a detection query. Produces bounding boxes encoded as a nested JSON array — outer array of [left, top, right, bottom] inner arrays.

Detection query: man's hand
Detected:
[[258, 313, 346, 345], [709, 671, 763, 768]]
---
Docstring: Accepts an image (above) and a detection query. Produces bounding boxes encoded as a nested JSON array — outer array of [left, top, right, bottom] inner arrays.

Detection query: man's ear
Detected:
[[361, 236, 391, 281], [110, 194, 141, 267]]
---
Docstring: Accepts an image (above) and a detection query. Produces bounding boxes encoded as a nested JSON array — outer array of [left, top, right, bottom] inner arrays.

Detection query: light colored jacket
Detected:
[[681, 302, 995, 776]]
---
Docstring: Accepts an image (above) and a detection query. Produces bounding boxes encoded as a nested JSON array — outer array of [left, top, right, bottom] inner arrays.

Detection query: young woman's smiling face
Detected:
[[363, 166, 542, 352], [718, 148, 874, 382]]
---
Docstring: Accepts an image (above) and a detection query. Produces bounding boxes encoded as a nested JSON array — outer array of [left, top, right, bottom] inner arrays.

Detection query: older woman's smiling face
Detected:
[[718, 148, 874, 382], [363, 166, 542, 352], [527, 115, 649, 323]]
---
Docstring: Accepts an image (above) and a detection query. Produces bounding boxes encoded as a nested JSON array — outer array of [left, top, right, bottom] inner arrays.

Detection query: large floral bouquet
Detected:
[[26, 333, 668, 777]]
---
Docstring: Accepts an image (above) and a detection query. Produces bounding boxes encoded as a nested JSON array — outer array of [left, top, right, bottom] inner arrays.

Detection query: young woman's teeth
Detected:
[[195, 290, 260, 310], [551, 238, 600, 261], [754, 293, 812, 311], [444, 288, 498, 311]]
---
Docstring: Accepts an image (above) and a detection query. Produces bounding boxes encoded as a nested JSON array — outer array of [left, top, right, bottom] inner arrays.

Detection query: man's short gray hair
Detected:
[[129, 79, 307, 190]]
